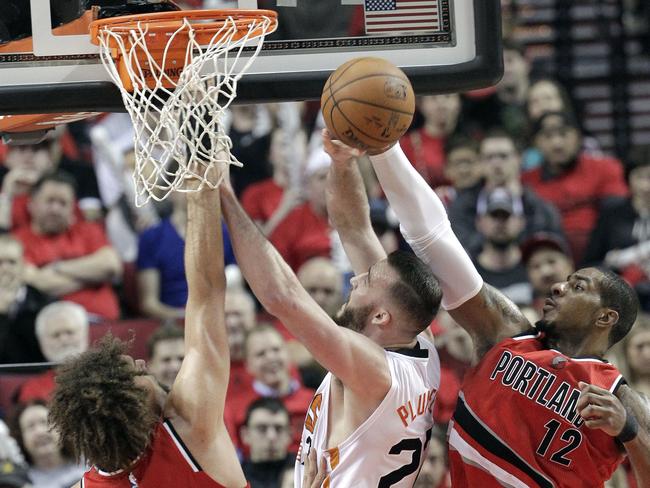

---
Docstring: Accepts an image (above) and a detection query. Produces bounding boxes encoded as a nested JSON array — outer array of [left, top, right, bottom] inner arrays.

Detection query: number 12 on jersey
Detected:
[[536, 419, 583, 467]]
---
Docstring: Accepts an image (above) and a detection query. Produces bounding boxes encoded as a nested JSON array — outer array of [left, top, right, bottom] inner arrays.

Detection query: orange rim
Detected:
[[89, 9, 278, 50], [88, 9, 277, 91]]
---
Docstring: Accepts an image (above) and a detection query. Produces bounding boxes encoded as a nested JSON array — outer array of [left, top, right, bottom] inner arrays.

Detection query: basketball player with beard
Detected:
[[219, 159, 443, 486], [322, 130, 650, 487]]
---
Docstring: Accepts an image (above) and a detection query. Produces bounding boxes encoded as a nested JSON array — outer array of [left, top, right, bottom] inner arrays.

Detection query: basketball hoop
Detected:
[[89, 10, 278, 206]]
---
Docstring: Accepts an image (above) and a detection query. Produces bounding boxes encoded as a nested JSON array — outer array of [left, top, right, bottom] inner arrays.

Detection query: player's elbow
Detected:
[[262, 282, 304, 320]]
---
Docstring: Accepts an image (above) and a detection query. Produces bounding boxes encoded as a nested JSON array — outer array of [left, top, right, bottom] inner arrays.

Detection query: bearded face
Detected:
[[334, 304, 374, 333]]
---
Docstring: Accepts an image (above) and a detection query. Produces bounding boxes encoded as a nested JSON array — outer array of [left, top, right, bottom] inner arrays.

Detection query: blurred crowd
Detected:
[[1, 2, 650, 488]]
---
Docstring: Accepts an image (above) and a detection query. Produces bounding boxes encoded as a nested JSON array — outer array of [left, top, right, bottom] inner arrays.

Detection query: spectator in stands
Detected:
[[240, 398, 294, 488], [241, 127, 307, 236], [526, 78, 573, 122], [0, 235, 51, 364], [296, 257, 344, 318], [147, 324, 185, 392], [461, 39, 530, 139], [9, 400, 84, 488], [420, 311, 467, 425], [18, 302, 88, 404], [295, 257, 344, 388], [228, 105, 273, 196], [433, 135, 483, 207], [521, 232, 574, 316], [89, 113, 160, 263], [270, 148, 339, 272], [0, 139, 58, 231], [472, 188, 532, 305], [0, 416, 31, 488], [584, 145, 650, 302], [523, 78, 602, 171], [449, 129, 563, 254], [414, 427, 450, 488], [225, 325, 313, 454], [400, 94, 462, 189], [522, 111, 628, 263], [137, 190, 236, 319], [137, 192, 188, 320], [225, 287, 257, 390], [13, 172, 122, 320], [623, 317, 650, 398]]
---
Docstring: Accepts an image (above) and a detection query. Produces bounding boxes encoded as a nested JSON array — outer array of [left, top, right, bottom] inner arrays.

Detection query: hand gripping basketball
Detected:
[[321, 57, 415, 152]]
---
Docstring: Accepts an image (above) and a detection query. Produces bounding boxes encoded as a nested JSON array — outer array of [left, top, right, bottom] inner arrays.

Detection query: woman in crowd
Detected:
[[9, 400, 84, 488]]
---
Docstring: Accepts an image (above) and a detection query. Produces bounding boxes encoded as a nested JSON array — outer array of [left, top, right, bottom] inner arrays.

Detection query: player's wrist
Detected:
[[616, 409, 639, 443]]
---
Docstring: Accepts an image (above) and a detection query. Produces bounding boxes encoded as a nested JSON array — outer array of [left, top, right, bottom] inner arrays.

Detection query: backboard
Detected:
[[0, 0, 502, 115]]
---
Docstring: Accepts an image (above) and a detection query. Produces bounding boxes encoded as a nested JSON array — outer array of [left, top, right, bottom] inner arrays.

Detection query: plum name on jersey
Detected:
[[396, 387, 437, 428], [489, 350, 584, 428]]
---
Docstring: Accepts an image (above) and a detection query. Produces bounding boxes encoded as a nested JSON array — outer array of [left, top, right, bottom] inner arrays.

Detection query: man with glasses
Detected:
[[449, 128, 563, 254], [241, 398, 294, 488]]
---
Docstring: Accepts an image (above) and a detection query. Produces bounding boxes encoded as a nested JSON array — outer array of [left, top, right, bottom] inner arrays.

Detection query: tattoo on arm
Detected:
[[481, 284, 531, 331], [619, 385, 650, 433]]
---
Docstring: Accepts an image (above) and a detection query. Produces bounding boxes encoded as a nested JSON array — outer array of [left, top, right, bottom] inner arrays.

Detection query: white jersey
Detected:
[[294, 335, 440, 488]]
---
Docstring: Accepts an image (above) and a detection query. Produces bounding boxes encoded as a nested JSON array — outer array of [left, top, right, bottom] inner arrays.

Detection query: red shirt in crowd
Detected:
[[269, 203, 331, 272], [400, 128, 449, 189], [9, 194, 84, 230], [13, 220, 120, 319], [522, 152, 628, 263], [224, 380, 314, 456], [18, 369, 56, 404], [240, 178, 284, 223]]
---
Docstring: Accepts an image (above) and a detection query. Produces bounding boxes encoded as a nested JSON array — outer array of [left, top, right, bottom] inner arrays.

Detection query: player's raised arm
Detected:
[[366, 140, 530, 354], [219, 181, 391, 403], [323, 131, 387, 275], [165, 181, 229, 435]]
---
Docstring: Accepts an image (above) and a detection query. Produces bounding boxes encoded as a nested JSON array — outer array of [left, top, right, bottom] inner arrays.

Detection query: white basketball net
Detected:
[[96, 14, 274, 206]]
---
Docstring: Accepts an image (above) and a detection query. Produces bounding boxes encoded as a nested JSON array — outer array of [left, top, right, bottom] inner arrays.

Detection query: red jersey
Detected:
[[81, 420, 245, 488], [449, 331, 626, 488]]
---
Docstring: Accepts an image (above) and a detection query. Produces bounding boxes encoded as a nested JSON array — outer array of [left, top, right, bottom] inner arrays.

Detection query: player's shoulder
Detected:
[[496, 328, 543, 349], [385, 336, 440, 384]]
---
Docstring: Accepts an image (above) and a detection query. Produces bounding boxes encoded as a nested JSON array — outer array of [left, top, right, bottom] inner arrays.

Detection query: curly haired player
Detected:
[[49, 179, 247, 488]]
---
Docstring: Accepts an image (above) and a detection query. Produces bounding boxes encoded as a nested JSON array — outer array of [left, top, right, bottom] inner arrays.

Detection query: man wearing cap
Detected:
[[448, 129, 563, 255], [521, 232, 575, 315], [472, 187, 532, 305], [522, 111, 628, 263]]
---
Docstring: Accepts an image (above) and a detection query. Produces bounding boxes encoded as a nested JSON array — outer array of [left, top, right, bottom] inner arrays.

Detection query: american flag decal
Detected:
[[364, 0, 441, 34]]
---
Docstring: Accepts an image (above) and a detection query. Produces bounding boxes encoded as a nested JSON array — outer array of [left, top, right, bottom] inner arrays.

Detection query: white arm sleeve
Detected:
[[369, 144, 483, 310]]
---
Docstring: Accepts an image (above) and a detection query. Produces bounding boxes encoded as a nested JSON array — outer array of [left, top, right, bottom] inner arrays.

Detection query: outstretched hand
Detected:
[[322, 129, 395, 162], [302, 447, 328, 488], [322, 129, 364, 165], [577, 382, 627, 437]]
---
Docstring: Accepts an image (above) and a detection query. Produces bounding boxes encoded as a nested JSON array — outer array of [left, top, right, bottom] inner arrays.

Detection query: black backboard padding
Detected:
[[0, 0, 502, 114]]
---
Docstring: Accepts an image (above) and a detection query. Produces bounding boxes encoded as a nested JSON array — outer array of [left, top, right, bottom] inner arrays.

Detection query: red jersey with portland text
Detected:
[[449, 331, 626, 488], [81, 420, 245, 488]]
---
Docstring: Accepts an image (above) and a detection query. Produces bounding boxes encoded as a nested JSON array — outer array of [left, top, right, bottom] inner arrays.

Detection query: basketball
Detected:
[[321, 57, 415, 151]]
